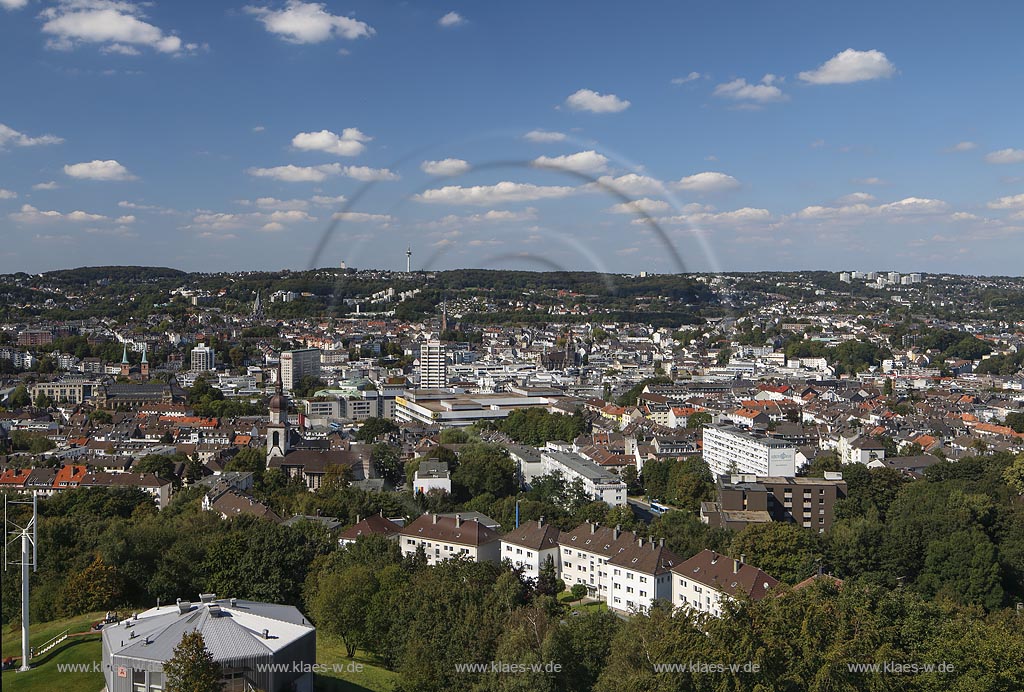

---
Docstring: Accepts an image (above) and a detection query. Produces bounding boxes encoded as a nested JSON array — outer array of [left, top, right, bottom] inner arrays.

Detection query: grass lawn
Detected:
[[314, 637, 399, 692], [2, 612, 106, 692]]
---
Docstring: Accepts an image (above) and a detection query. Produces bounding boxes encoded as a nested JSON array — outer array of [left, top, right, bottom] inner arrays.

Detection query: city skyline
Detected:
[[2, 0, 1023, 275]]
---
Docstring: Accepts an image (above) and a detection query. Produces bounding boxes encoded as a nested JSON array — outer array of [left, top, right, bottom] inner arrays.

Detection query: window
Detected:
[[640, 576, 647, 583]]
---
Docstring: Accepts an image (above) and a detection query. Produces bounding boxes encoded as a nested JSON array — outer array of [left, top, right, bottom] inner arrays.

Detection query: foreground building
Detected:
[[102, 594, 315, 692], [399, 512, 501, 565], [671, 549, 779, 617]]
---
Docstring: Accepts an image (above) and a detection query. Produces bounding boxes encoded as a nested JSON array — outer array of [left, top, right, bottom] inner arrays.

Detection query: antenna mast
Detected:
[[5, 490, 39, 672]]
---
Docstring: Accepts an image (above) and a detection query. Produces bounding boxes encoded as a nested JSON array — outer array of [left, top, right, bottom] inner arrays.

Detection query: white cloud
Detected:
[[565, 89, 631, 113], [253, 197, 310, 210], [438, 11, 465, 27], [837, 192, 875, 204], [0, 188, 17, 199], [854, 177, 885, 185], [291, 128, 371, 157], [532, 150, 609, 174], [670, 72, 702, 85], [33, 181, 60, 190], [246, 163, 341, 182], [64, 159, 136, 181], [798, 49, 896, 84], [0, 122, 64, 148], [415, 181, 576, 205], [253, 125, 266, 132], [245, 1, 374, 43], [1, 0, 29, 10], [311, 194, 347, 205], [985, 149, 1024, 164], [523, 129, 567, 143], [331, 211, 393, 223], [946, 141, 977, 153], [988, 194, 1024, 210], [188, 207, 315, 232], [607, 198, 670, 214], [424, 208, 538, 228], [593, 173, 665, 196], [341, 165, 399, 181], [421, 158, 471, 176], [672, 171, 740, 193], [261, 222, 285, 232], [649, 207, 772, 228], [40, 0, 195, 55], [10, 203, 109, 223], [115, 214, 135, 223], [713, 75, 786, 104], [794, 196, 949, 221]]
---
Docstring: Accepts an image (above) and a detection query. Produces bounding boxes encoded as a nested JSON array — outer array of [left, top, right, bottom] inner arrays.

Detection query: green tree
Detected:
[[310, 564, 380, 657], [570, 583, 588, 604], [730, 522, 822, 584], [371, 443, 404, 487], [354, 417, 398, 442], [9, 384, 30, 408], [163, 631, 224, 692]]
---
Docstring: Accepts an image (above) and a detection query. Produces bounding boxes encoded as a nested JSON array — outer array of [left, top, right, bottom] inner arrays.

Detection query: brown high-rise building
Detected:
[[701, 472, 847, 534]]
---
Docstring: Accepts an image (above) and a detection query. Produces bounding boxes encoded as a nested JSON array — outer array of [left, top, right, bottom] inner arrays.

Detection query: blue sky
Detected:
[[2, 0, 1023, 275]]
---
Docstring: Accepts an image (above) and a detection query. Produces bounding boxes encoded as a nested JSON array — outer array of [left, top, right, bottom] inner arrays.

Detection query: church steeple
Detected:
[[140, 343, 149, 380], [267, 359, 290, 459], [120, 344, 130, 377]]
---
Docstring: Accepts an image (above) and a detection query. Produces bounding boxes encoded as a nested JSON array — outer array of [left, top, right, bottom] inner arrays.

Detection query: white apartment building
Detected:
[[499, 518, 561, 581], [557, 522, 638, 598], [281, 348, 322, 392], [606, 537, 678, 613], [702, 424, 797, 479], [419, 340, 447, 389], [191, 342, 216, 372], [398, 513, 501, 565], [836, 433, 887, 465], [541, 449, 627, 506], [671, 549, 779, 617]]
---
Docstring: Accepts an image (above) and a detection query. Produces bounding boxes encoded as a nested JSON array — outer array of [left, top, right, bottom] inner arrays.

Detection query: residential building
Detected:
[[540, 448, 627, 506], [671, 549, 779, 617], [281, 348, 322, 392], [557, 521, 637, 599], [500, 518, 561, 580], [419, 340, 448, 388], [606, 537, 680, 613], [190, 342, 216, 372], [837, 433, 887, 465], [398, 513, 501, 565], [701, 473, 847, 533], [412, 459, 452, 495]]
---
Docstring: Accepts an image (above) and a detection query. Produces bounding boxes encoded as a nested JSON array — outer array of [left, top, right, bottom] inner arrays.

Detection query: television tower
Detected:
[[5, 491, 38, 672], [406, 247, 412, 273]]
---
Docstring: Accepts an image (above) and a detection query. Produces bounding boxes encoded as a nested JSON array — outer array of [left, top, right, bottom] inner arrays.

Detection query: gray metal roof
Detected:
[[104, 599, 313, 663]]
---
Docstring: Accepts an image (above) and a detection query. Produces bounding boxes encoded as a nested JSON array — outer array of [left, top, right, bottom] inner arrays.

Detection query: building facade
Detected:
[[702, 424, 797, 479]]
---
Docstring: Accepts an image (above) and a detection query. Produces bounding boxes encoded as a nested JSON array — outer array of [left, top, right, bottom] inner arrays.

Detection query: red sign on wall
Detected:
[[117, 666, 127, 678]]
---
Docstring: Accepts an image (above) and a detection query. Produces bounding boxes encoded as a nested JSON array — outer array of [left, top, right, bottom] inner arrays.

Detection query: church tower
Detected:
[[140, 344, 149, 380], [120, 344, 130, 378], [267, 363, 290, 459]]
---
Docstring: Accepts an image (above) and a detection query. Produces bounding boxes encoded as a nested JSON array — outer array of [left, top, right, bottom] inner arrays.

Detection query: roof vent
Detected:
[[262, 629, 270, 639], [178, 600, 193, 614], [230, 598, 237, 607], [208, 604, 222, 617], [199, 593, 216, 603]]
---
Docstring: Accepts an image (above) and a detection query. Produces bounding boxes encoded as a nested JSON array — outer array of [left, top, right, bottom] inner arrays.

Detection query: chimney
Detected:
[[538, 516, 545, 527], [590, 522, 597, 534], [659, 538, 665, 547], [432, 514, 439, 524], [356, 514, 361, 524], [637, 537, 644, 547], [230, 598, 237, 607], [613, 524, 621, 540], [262, 629, 269, 639], [740, 553, 746, 564], [455, 514, 462, 528], [733, 558, 740, 574]]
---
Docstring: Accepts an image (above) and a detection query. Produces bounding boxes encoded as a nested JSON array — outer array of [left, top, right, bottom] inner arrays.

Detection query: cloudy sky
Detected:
[[2, 0, 1023, 275]]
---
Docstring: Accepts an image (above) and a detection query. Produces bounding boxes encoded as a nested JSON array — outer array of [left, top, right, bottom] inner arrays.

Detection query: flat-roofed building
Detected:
[[702, 424, 797, 479], [541, 448, 627, 506]]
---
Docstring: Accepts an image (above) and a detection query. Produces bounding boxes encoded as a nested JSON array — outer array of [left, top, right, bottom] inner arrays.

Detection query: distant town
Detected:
[[2, 265, 1023, 691]]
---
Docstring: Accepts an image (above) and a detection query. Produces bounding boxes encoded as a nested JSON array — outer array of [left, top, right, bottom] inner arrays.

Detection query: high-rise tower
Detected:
[[406, 247, 412, 273]]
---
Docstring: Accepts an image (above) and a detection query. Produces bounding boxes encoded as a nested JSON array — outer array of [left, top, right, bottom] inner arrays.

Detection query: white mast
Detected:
[[5, 490, 38, 672]]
